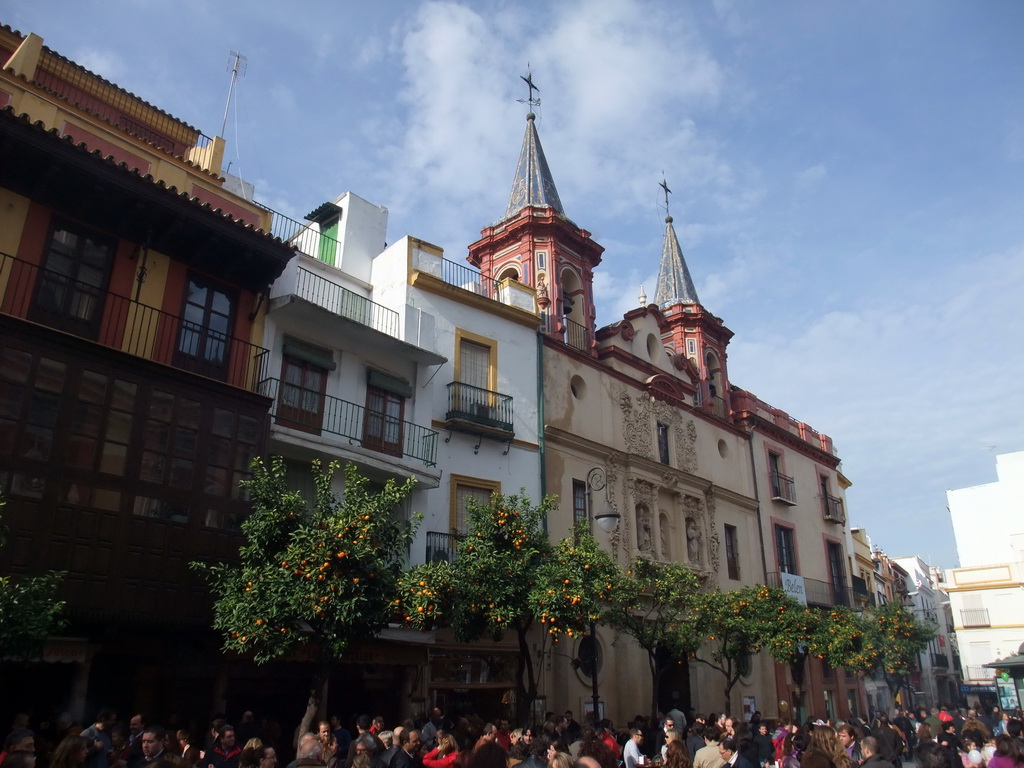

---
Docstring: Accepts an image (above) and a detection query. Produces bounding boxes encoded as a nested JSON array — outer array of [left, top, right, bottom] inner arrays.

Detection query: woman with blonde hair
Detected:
[[50, 736, 89, 768], [424, 732, 460, 768], [801, 726, 850, 768]]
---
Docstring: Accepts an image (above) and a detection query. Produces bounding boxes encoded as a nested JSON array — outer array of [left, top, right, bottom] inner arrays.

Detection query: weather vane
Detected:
[[660, 175, 672, 217], [518, 64, 541, 112]]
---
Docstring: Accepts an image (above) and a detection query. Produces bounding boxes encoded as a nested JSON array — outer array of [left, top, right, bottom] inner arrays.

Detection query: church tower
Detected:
[[653, 187, 734, 416], [467, 76, 603, 349]]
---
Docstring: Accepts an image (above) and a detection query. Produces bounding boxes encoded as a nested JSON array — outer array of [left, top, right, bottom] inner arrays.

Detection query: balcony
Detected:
[[291, 266, 399, 337], [851, 576, 876, 609], [822, 493, 845, 524], [769, 471, 797, 504], [441, 258, 499, 297], [960, 608, 991, 627], [444, 382, 514, 440], [709, 395, 728, 419], [426, 531, 459, 564], [260, 378, 439, 466], [766, 572, 853, 608], [966, 665, 996, 681], [257, 204, 344, 266], [931, 652, 949, 669], [565, 317, 591, 352], [0, 251, 268, 392]]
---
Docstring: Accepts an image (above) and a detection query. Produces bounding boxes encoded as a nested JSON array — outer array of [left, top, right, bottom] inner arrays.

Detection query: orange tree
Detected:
[[693, 585, 809, 714], [861, 599, 934, 699], [399, 490, 553, 722], [191, 457, 415, 735], [531, 522, 619, 644], [606, 557, 702, 719], [0, 492, 66, 658]]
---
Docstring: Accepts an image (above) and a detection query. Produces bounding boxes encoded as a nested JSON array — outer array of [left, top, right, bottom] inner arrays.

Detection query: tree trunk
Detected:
[[298, 658, 330, 745], [516, 622, 537, 723], [649, 651, 661, 721]]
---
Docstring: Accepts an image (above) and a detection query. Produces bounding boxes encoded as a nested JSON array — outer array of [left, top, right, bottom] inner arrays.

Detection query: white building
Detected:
[[945, 451, 1024, 710], [892, 556, 959, 707]]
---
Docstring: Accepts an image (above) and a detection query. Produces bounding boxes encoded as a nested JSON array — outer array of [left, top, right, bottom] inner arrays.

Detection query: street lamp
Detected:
[[584, 466, 619, 723]]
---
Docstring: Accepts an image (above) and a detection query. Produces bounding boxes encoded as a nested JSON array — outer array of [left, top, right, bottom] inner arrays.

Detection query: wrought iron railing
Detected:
[[765, 572, 853, 609], [259, 378, 438, 466], [823, 493, 845, 523], [441, 258, 498, 297], [960, 608, 991, 627], [565, 317, 590, 351], [293, 267, 399, 338], [426, 531, 459, 564], [31, 54, 207, 156], [255, 204, 342, 266], [769, 471, 797, 503], [710, 395, 728, 419], [445, 382, 514, 433], [0, 251, 267, 392]]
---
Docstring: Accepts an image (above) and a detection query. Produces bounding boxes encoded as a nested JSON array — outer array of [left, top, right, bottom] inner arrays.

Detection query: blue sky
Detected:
[[8, 0, 1023, 568]]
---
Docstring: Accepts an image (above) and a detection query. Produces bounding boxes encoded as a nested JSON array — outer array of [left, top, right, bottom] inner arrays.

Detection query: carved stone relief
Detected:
[[620, 390, 653, 459], [651, 399, 698, 473], [704, 485, 720, 574]]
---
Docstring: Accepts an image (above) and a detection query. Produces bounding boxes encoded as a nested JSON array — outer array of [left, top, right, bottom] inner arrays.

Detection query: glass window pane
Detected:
[[99, 442, 127, 475]]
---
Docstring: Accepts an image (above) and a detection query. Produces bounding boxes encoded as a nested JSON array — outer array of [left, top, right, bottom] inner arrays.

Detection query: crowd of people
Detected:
[[2, 704, 1024, 768]]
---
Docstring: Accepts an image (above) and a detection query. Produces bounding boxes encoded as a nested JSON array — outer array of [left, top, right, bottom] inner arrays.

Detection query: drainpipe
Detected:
[[746, 425, 769, 582], [537, 329, 547, 532]]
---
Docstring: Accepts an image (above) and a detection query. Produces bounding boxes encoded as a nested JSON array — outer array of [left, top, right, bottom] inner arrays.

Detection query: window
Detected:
[[454, 331, 498, 421], [31, 219, 115, 338], [768, 451, 795, 503], [176, 275, 235, 378], [69, 370, 137, 477], [657, 422, 670, 465], [724, 524, 740, 580], [364, 386, 404, 456], [827, 541, 848, 605], [775, 524, 797, 575], [450, 476, 499, 534], [572, 479, 588, 526], [278, 355, 328, 433]]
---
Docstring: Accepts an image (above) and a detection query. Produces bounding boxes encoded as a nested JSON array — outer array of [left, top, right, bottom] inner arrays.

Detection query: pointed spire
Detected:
[[504, 112, 565, 220], [654, 214, 700, 308]]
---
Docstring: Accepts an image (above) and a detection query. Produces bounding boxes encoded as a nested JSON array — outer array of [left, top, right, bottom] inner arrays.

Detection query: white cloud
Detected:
[[795, 163, 827, 189], [729, 244, 1024, 565]]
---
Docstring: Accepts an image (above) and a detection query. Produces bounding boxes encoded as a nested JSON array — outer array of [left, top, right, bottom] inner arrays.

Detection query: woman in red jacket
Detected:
[[423, 732, 459, 768]]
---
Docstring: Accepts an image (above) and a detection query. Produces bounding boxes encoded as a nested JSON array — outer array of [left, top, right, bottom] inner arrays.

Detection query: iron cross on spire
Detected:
[[660, 176, 672, 217], [518, 65, 541, 111]]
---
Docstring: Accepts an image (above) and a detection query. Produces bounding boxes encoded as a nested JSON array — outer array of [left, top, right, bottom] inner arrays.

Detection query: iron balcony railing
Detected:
[[0, 251, 268, 392], [32, 54, 209, 157], [960, 608, 991, 627], [966, 665, 996, 680], [445, 381, 514, 434], [766, 572, 853, 609], [565, 317, 590, 352], [710, 395, 728, 419], [293, 267, 399, 338], [256, 204, 342, 266], [769, 471, 797, 504], [259, 378, 438, 466], [823, 493, 845, 524], [426, 531, 459, 564], [441, 258, 499, 297]]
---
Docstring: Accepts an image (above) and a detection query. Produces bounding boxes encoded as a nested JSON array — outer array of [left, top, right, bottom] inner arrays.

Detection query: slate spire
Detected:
[[504, 112, 565, 220], [653, 214, 700, 308]]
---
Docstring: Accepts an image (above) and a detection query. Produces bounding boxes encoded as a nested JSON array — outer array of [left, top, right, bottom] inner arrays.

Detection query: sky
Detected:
[[7, 0, 1023, 569]]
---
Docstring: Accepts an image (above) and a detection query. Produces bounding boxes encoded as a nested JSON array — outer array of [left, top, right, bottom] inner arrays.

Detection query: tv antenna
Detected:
[[220, 50, 247, 138]]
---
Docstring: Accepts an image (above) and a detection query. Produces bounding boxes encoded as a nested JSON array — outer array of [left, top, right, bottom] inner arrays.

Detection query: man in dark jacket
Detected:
[[390, 731, 420, 768], [860, 738, 891, 768], [202, 726, 242, 768]]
